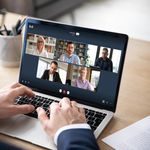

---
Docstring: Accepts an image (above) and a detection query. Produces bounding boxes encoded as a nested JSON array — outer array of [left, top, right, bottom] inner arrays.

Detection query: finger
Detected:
[[71, 101, 77, 107], [78, 107, 85, 115], [50, 102, 61, 115], [9, 86, 35, 101], [0, 83, 21, 92], [12, 104, 35, 115], [10, 83, 22, 89], [71, 101, 78, 111], [37, 107, 48, 126], [59, 97, 71, 110], [78, 107, 86, 122]]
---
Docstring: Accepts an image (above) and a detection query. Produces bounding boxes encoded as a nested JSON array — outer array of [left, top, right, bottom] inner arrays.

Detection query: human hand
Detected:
[[37, 97, 86, 139], [0, 83, 35, 119]]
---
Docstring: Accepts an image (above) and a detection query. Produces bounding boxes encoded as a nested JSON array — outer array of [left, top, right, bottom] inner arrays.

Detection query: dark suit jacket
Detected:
[[41, 69, 62, 83], [95, 57, 113, 72], [0, 141, 23, 150], [57, 129, 100, 150], [0, 129, 99, 150]]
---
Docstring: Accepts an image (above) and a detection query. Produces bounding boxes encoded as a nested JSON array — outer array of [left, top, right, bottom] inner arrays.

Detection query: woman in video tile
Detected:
[[34, 36, 48, 57]]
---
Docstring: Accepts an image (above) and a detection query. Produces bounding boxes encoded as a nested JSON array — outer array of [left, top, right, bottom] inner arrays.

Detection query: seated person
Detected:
[[32, 36, 48, 57], [0, 83, 99, 150], [74, 67, 94, 91], [95, 48, 113, 72], [59, 42, 80, 65], [41, 61, 62, 83]]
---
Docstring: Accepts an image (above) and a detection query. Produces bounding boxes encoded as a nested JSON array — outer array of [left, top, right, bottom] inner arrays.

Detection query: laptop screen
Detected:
[[19, 18, 128, 112]]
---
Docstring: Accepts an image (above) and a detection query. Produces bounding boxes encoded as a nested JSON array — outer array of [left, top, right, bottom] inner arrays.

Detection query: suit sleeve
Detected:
[[56, 72, 62, 83], [111, 60, 113, 72], [41, 70, 48, 80], [0, 141, 23, 150], [108, 60, 113, 72], [57, 129, 100, 150], [95, 58, 99, 66]]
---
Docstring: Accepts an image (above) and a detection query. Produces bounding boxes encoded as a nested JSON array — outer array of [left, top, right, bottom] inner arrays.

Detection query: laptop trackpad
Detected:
[[0, 114, 56, 150]]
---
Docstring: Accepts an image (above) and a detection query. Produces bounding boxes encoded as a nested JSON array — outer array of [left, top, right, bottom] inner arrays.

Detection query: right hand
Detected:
[[36, 97, 86, 139]]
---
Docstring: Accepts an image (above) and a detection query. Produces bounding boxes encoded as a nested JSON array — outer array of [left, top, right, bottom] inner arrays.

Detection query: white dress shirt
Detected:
[[49, 73, 53, 81], [32, 49, 48, 58]]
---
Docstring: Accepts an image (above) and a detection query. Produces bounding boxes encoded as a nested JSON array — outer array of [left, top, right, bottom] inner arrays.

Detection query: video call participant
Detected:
[[41, 61, 62, 83], [59, 42, 80, 65], [95, 48, 113, 72], [0, 83, 99, 150], [74, 67, 94, 91], [32, 36, 48, 58]]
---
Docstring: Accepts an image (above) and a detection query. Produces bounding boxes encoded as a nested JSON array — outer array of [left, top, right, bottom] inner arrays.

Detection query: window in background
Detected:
[[36, 59, 48, 78], [58, 68, 67, 84], [87, 44, 98, 66], [90, 70, 100, 89], [111, 49, 121, 73]]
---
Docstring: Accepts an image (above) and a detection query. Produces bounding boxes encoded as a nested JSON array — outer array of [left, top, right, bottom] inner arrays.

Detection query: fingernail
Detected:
[[36, 107, 41, 112]]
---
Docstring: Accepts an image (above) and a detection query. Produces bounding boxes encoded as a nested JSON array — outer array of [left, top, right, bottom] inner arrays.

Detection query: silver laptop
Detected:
[[0, 17, 128, 149]]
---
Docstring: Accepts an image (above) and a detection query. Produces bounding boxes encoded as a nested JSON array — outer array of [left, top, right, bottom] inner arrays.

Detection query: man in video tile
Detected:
[[74, 67, 94, 91], [59, 42, 80, 65], [95, 48, 113, 72], [41, 61, 62, 83]]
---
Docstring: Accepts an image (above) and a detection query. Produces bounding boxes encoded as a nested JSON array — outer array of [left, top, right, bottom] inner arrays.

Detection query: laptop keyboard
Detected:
[[15, 95, 107, 131]]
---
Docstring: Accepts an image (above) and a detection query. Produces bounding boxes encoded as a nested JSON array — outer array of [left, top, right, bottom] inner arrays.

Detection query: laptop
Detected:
[[0, 17, 128, 149]]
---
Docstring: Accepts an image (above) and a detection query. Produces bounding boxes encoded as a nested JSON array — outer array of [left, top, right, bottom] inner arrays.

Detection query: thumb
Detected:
[[12, 104, 35, 115]]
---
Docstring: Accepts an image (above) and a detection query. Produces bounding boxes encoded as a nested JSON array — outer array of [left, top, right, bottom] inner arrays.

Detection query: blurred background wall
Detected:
[[0, 0, 86, 20], [0, 0, 150, 41]]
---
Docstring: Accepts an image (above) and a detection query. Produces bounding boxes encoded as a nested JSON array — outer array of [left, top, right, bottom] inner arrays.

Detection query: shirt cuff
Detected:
[[54, 123, 91, 145]]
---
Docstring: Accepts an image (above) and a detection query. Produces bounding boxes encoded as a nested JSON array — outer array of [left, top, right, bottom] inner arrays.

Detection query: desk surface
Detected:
[[0, 38, 150, 150]]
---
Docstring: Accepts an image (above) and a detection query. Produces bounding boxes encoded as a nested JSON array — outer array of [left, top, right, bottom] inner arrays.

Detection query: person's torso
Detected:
[[33, 49, 47, 57], [76, 79, 89, 89], [97, 58, 111, 70], [63, 54, 78, 64]]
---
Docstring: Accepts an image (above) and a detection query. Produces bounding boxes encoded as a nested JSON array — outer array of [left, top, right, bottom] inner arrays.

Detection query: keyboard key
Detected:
[[16, 95, 107, 131], [43, 103, 49, 108]]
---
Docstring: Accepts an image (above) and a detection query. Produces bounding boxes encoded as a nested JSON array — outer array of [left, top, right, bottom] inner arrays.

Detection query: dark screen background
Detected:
[[19, 18, 128, 112]]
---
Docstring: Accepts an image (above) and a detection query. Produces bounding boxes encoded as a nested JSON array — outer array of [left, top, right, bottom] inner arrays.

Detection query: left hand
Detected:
[[0, 83, 35, 119]]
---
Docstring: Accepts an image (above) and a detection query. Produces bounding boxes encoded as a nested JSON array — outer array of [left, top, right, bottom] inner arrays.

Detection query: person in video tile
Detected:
[[74, 67, 94, 91], [32, 36, 48, 57], [41, 61, 62, 83], [59, 42, 80, 65], [95, 48, 113, 72]]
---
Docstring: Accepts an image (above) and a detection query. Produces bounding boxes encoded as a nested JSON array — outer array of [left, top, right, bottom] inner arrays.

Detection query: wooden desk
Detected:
[[0, 38, 150, 150]]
